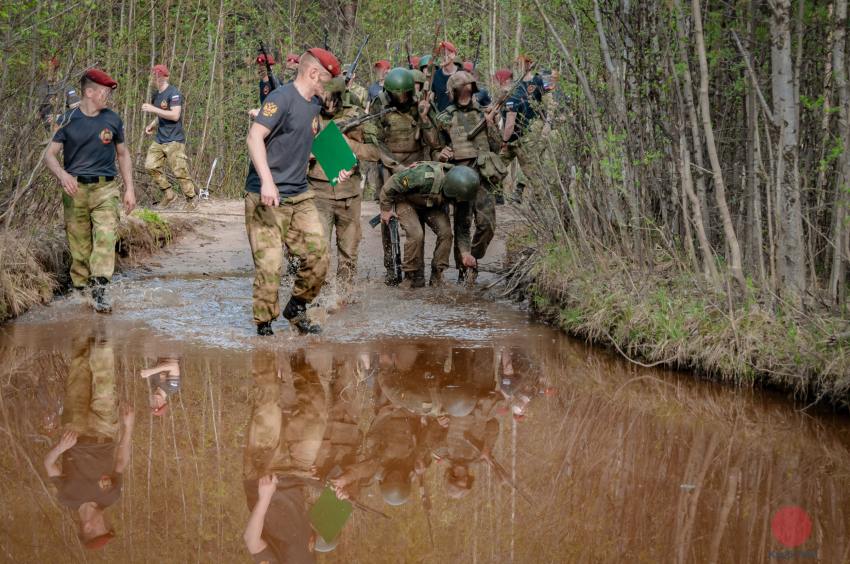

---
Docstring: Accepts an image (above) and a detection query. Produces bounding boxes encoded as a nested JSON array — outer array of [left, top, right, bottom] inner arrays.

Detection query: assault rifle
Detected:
[[337, 107, 395, 134], [369, 214, 402, 285], [472, 32, 481, 70], [258, 42, 279, 90], [425, 23, 442, 95], [466, 62, 535, 140], [345, 34, 370, 85], [405, 41, 413, 70], [323, 28, 329, 50]]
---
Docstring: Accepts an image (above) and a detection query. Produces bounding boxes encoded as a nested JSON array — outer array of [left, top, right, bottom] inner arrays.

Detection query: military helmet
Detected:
[[314, 536, 339, 553], [418, 55, 432, 70], [384, 67, 414, 96], [411, 69, 426, 85], [442, 166, 480, 202], [440, 385, 477, 417], [380, 469, 411, 506], [446, 70, 478, 101]]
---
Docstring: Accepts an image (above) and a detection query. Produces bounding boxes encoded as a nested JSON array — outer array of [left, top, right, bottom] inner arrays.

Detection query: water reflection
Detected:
[[0, 326, 847, 561], [43, 331, 133, 550]]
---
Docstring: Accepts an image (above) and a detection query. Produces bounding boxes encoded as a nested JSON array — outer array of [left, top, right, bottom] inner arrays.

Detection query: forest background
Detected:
[[0, 0, 848, 402]]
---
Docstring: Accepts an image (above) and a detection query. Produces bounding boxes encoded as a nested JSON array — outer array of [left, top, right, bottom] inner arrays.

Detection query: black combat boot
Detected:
[[257, 321, 274, 336], [90, 277, 112, 314], [282, 297, 322, 335], [398, 272, 426, 289]]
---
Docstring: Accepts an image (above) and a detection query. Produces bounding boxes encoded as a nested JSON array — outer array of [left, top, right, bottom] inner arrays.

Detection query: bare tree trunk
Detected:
[[770, 0, 807, 302], [691, 0, 748, 292], [829, 0, 849, 304]]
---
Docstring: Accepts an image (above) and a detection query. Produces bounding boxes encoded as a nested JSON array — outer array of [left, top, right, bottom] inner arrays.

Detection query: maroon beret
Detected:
[[306, 48, 341, 77], [439, 41, 457, 54], [85, 69, 118, 89], [494, 68, 513, 84], [462, 61, 474, 72], [256, 53, 275, 66], [152, 64, 169, 77], [84, 531, 115, 550], [409, 56, 421, 68], [373, 59, 391, 70]]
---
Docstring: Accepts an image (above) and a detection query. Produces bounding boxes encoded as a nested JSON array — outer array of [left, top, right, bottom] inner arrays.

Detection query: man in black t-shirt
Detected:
[[142, 64, 198, 209], [245, 47, 353, 336], [42, 335, 135, 551], [431, 41, 459, 113], [44, 68, 136, 313], [499, 55, 544, 202]]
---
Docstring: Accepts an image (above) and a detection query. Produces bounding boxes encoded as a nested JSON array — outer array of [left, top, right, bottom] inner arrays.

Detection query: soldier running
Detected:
[[44, 69, 136, 313], [245, 48, 350, 336], [142, 64, 198, 209], [379, 162, 479, 288]]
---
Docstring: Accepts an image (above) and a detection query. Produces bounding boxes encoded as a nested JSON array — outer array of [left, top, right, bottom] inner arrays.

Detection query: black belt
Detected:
[[77, 175, 115, 184]]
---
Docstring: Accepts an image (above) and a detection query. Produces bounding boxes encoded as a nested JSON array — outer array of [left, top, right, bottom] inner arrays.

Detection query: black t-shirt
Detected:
[[259, 76, 285, 104], [245, 82, 321, 198], [503, 80, 541, 141], [432, 65, 459, 113], [475, 87, 492, 108], [244, 478, 315, 564], [152, 84, 185, 144], [367, 82, 382, 103], [51, 442, 122, 510], [53, 108, 124, 176]]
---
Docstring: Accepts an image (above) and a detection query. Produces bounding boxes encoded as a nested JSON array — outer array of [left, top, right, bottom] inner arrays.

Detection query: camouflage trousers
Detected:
[[396, 200, 452, 277], [244, 351, 329, 480], [453, 173, 497, 271], [245, 191, 329, 325], [312, 187, 361, 289], [63, 179, 120, 288], [62, 336, 118, 439], [144, 141, 196, 198]]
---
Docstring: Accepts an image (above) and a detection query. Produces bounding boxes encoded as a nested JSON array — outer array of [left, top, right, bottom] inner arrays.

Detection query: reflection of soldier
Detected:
[[140, 357, 181, 417], [42, 335, 134, 550], [433, 347, 502, 499], [330, 401, 443, 507], [242, 350, 328, 563]]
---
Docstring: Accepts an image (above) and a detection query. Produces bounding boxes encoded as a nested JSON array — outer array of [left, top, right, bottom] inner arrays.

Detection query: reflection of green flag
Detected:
[[309, 487, 353, 543], [313, 121, 357, 186]]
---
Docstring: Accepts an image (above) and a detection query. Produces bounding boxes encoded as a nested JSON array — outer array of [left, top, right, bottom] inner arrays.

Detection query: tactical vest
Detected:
[[377, 92, 421, 153], [445, 103, 490, 160], [405, 163, 447, 208]]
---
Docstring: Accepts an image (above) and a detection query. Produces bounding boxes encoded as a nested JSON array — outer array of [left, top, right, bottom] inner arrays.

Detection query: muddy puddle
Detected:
[[1, 274, 849, 563]]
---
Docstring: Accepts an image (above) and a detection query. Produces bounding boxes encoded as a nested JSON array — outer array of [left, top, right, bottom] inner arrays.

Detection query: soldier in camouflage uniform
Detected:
[[364, 67, 440, 284], [245, 48, 347, 336], [309, 77, 380, 295], [142, 64, 197, 210], [44, 69, 136, 313], [434, 71, 506, 284], [379, 163, 479, 288]]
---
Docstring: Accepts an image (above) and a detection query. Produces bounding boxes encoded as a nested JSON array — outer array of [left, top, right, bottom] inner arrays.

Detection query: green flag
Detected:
[[312, 121, 357, 186], [309, 486, 353, 543]]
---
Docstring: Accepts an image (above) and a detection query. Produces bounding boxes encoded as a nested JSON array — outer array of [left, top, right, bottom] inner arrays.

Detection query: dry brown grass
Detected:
[[513, 241, 850, 407], [0, 209, 191, 322]]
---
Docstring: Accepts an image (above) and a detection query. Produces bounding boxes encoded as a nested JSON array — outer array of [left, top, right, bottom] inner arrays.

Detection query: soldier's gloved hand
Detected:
[[461, 253, 477, 268], [380, 209, 397, 225], [438, 147, 454, 162], [260, 182, 280, 207], [60, 171, 78, 196]]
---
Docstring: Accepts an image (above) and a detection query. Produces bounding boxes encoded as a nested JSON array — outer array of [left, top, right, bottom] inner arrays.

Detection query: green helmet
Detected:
[[418, 55, 432, 70], [411, 69, 426, 85], [384, 67, 414, 96], [443, 166, 480, 202]]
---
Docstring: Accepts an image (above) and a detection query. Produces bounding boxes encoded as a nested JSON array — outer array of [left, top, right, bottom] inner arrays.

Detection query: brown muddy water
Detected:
[[0, 271, 848, 563]]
